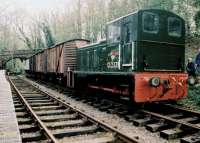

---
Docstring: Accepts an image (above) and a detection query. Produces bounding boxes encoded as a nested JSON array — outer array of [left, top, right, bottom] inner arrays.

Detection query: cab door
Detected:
[[121, 19, 134, 71]]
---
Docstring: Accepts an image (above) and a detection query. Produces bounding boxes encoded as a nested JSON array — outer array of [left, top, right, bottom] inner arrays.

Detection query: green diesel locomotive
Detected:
[[75, 9, 187, 103]]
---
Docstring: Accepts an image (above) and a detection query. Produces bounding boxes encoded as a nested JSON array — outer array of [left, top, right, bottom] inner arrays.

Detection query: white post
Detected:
[[118, 44, 121, 70], [132, 41, 135, 70]]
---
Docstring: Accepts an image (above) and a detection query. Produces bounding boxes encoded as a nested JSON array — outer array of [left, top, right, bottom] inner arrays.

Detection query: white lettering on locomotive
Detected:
[[107, 62, 119, 68]]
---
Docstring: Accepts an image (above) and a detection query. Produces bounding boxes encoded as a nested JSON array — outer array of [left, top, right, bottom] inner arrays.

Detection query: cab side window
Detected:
[[168, 17, 182, 37], [89, 50, 93, 69], [108, 22, 121, 43], [143, 12, 159, 34], [94, 50, 98, 69], [122, 22, 132, 65], [87, 51, 90, 69], [124, 22, 132, 43], [79, 52, 82, 69]]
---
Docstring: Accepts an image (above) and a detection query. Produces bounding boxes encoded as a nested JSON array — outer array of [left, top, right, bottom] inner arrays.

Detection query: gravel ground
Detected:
[[22, 77, 178, 143], [59, 132, 115, 143]]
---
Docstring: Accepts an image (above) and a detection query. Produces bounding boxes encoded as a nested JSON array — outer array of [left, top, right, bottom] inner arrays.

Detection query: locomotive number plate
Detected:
[[107, 62, 118, 68]]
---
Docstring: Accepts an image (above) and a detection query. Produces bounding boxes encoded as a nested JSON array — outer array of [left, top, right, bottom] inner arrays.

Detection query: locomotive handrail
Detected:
[[122, 64, 132, 67], [139, 40, 184, 46], [144, 68, 182, 72], [132, 41, 135, 70], [121, 42, 135, 70], [118, 44, 121, 70], [122, 42, 132, 67]]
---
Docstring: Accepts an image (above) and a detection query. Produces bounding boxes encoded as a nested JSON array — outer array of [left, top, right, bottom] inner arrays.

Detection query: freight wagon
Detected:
[[27, 39, 89, 85]]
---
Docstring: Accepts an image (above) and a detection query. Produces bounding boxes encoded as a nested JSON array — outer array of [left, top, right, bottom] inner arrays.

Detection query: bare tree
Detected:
[[77, 0, 82, 38]]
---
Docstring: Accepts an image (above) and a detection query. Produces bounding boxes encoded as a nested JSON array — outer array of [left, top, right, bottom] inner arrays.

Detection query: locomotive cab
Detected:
[[107, 9, 185, 72], [137, 9, 185, 72]]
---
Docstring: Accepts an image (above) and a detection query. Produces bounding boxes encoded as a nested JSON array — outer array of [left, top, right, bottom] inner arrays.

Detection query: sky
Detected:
[[0, 0, 71, 15]]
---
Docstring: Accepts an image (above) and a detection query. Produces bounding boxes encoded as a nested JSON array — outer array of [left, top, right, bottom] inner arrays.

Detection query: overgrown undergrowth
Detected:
[[179, 85, 200, 111]]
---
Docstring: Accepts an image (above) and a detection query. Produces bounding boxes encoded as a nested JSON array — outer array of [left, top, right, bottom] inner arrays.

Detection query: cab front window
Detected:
[[168, 17, 182, 37], [143, 12, 159, 34]]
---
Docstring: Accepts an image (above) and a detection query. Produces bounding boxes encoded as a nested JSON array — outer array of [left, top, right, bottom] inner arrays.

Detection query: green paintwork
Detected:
[[76, 9, 185, 74]]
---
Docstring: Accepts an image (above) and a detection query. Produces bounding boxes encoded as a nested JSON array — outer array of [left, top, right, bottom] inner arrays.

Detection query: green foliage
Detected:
[[25, 37, 33, 49], [18, 26, 33, 49], [179, 86, 200, 111], [0, 0, 200, 54], [194, 11, 200, 32], [108, 0, 121, 21], [36, 36, 45, 49], [193, 0, 200, 7], [41, 23, 55, 48], [194, 0, 200, 33], [6, 59, 24, 74]]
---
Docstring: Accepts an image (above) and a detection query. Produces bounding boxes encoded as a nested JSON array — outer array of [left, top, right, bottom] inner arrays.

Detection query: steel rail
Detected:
[[162, 103, 200, 118], [8, 77, 58, 143], [19, 77, 139, 143], [141, 109, 200, 131]]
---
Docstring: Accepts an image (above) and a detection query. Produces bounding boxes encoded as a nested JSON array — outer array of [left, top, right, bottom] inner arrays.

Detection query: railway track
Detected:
[[9, 76, 139, 143], [72, 93, 200, 143], [12, 89, 50, 142], [25, 77, 200, 143], [69, 94, 200, 143]]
